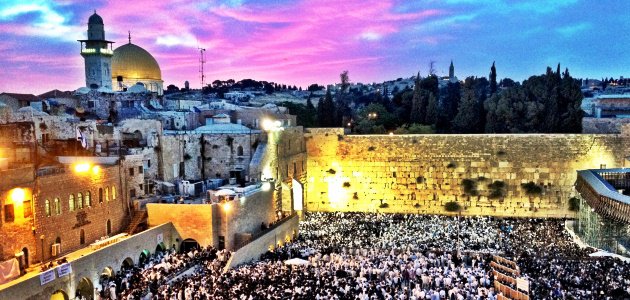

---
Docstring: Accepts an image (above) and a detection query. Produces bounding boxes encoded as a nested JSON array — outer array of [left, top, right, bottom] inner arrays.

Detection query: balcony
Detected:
[[80, 48, 113, 55]]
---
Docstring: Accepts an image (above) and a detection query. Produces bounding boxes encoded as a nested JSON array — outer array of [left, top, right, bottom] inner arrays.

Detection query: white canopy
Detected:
[[215, 189, 236, 196], [284, 258, 310, 266]]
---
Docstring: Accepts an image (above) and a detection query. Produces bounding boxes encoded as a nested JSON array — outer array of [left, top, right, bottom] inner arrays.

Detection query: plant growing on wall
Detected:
[[379, 199, 389, 208], [461, 179, 478, 196], [444, 201, 462, 212], [521, 181, 543, 195], [487, 180, 506, 199], [568, 197, 580, 211], [447, 162, 457, 169], [497, 150, 507, 156], [413, 203, 421, 209], [326, 169, 336, 174], [183, 153, 192, 160], [226, 136, 234, 151], [353, 192, 359, 200], [367, 146, 376, 151], [416, 176, 425, 184], [343, 182, 351, 188]]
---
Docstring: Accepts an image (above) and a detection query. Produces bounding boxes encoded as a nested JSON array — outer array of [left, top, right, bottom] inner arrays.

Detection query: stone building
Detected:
[[0, 93, 40, 112]]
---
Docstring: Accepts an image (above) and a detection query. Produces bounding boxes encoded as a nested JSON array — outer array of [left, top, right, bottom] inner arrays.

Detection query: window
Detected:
[[111, 186, 116, 200], [45, 200, 51, 217], [85, 191, 91, 207], [105, 187, 109, 202], [138, 166, 143, 174], [237, 146, 244, 156], [147, 160, 151, 168], [69, 194, 75, 212], [42, 133, 49, 143], [23, 200, 32, 218], [99, 188, 103, 203], [4, 204, 14, 222], [293, 162, 297, 176], [77, 193, 83, 209], [129, 167, 134, 176], [80, 229, 85, 245], [106, 219, 112, 236], [54, 198, 61, 215], [130, 188, 136, 198]]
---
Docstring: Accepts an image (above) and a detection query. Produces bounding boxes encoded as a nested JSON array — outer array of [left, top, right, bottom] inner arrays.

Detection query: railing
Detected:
[[576, 171, 630, 224]]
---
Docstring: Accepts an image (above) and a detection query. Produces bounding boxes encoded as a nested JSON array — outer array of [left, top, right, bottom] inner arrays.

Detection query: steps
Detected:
[[125, 210, 148, 235]]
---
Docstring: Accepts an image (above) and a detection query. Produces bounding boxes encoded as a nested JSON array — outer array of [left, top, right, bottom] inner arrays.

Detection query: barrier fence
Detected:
[[491, 256, 530, 300]]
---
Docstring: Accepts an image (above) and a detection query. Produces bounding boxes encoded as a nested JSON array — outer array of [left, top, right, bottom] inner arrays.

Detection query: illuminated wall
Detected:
[[305, 128, 630, 217]]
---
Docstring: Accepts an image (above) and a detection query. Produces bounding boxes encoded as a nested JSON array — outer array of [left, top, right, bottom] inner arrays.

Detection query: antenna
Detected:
[[198, 47, 206, 90]]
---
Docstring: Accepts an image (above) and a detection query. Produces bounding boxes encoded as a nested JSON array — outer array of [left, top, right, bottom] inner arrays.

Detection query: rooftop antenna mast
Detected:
[[198, 47, 206, 90]]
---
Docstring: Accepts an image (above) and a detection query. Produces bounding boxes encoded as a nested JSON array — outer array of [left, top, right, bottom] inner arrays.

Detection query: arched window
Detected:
[[105, 187, 109, 202], [77, 193, 83, 209], [106, 219, 112, 236], [54, 198, 61, 215], [69, 194, 75, 212], [112, 186, 116, 200], [80, 229, 85, 245], [237, 145, 244, 156], [45, 199, 51, 217], [85, 191, 91, 207], [99, 188, 103, 203]]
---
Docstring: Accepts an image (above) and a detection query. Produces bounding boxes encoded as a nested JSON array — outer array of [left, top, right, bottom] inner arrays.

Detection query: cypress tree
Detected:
[[489, 61, 498, 95]]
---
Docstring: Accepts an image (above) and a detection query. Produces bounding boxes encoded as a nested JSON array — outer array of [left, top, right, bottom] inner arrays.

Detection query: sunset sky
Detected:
[[1, 0, 628, 94]]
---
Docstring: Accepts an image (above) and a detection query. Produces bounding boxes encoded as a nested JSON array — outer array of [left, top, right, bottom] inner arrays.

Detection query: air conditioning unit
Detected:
[[51, 243, 61, 256], [229, 178, 237, 185]]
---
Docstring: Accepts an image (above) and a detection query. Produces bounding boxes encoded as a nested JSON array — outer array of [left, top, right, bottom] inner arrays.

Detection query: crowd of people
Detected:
[[94, 246, 230, 300], [94, 212, 630, 299]]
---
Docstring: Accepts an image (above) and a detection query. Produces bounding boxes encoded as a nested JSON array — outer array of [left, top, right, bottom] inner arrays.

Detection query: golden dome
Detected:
[[111, 43, 162, 81]]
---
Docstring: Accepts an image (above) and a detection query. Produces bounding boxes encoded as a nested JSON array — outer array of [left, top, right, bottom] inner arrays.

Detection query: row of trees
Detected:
[[302, 63, 584, 134]]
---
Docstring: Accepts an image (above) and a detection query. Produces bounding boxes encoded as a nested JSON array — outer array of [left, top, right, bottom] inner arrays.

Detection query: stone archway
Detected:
[[76, 277, 94, 300], [138, 249, 150, 266], [100, 266, 114, 290], [50, 290, 69, 300], [180, 238, 199, 253], [121, 257, 134, 271], [155, 242, 166, 255]]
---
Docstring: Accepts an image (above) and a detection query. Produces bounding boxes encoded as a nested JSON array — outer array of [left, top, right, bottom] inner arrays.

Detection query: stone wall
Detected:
[[305, 129, 630, 217], [35, 164, 129, 263], [582, 117, 630, 134], [160, 133, 203, 182], [202, 132, 260, 181], [0, 223, 179, 300], [224, 214, 299, 269], [146, 187, 275, 250]]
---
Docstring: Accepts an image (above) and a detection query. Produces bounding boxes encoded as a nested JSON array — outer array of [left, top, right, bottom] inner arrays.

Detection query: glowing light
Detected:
[[223, 202, 232, 212], [261, 182, 271, 191], [261, 118, 284, 131], [389, 132, 394, 136], [239, 196, 246, 202], [91, 165, 101, 175], [9, 188, 26, 204], [74, 163, 91, 173]]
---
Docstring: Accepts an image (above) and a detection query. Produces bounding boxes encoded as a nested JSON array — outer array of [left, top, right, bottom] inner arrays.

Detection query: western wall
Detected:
[[304, 128, 630, 217]]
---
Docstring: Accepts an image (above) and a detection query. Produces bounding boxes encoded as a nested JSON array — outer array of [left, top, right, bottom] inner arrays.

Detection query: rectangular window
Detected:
[[23, 200, 32, 218], [130, 188, 136, 198], [138, 166, 143, 174], [4, 204, 15, 222], [129, 167, 134, 176], [139, 184, 143, 192], [41, 133, 49, 144], [147, 160, 151, 168], [293, 162, 297, 176], [88, 101, 95, 108]]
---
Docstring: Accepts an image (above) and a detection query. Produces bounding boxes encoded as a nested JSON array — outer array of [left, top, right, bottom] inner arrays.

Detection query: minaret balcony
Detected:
[[81, 48, 114, 56]]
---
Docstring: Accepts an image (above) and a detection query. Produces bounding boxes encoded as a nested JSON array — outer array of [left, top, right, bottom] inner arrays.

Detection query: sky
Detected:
[[0, 0, 629, 94]]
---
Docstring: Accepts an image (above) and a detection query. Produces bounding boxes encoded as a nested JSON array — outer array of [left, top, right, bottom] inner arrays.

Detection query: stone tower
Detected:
[[449, 60, 455, 80], [78, 11, 113, 90]]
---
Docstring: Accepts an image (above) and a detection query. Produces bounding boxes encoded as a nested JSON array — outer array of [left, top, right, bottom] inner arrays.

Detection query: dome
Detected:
[[88, 12, 103, 24], [111, 43, 162, 81]]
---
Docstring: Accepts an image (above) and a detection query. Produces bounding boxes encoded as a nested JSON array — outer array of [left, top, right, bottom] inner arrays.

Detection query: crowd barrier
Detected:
[[491, 256, 530, 300]]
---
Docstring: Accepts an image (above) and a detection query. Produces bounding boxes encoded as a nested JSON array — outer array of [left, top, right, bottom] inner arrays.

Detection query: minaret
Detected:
[[449, 60, 455, 80], [78, 11, 114, 89]]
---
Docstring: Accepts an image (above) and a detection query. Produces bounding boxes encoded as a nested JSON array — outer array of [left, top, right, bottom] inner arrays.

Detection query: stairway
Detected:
[[126, 210, 148, 235]]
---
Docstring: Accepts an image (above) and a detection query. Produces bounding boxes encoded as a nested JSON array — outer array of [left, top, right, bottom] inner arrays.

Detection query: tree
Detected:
[[489, 61, 497, 95], [425, 92, 438, 125], [452, 77, 482, 133], [317, 89, 336, 127], [410, 76, 428, 124]]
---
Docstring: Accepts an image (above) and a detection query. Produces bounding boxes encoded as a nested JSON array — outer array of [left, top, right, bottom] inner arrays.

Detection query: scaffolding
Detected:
[[574, 196, 630, 256]]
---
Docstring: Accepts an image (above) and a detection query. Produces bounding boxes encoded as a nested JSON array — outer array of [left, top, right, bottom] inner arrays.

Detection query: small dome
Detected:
[[88, 12, 103, 25], [111, 43, 162, 81]]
